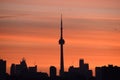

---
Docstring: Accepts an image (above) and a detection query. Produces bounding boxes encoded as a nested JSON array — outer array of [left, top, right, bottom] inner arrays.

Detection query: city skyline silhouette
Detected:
[[0, 0, 120, 80], [1, 1, 120, 70], [0, 57, 120, 80], [1, 14, 119, 75], [0, 15, 120, 80]]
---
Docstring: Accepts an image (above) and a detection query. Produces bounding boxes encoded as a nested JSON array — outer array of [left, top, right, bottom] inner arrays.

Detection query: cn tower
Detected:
[[59, 14, 65, 76]]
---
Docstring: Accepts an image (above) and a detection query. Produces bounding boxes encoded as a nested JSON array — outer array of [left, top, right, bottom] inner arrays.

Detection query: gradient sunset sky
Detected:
[[0, 0, 120, 74]]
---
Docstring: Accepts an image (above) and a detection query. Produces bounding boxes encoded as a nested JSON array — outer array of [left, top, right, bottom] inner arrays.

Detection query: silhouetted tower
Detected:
[[50, 66, 57, 77], [10, 64, 16, 75], [0, 59, 6, 74], [59, 14, 65, 76], [79, 59, 84, 69], [20, 58, 28, 73]]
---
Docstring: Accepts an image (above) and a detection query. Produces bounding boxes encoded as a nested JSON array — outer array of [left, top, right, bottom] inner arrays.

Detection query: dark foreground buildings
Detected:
[[0, 59, 6, 74], [66, 59, 93, 80], [0, 59, 9, 80], [58, 59, 93, 80], [96, 65, 120, 80], [10, 58, 48, 80], [10, 58, 37, 76], [1, 58, 120, 80]]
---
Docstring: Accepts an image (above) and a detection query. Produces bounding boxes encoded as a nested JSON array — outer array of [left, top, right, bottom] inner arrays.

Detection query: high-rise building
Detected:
[[0, 59, 6, 74], [10, 58, 28, 75], [20, 58, 28, 73], [68, 59, 92, 80], [95, 65, 120, 80], [59, 14, 65, 76], [79, 59, 84, 70], [50, 66, 57, 77], [28, 65, 37, 73], [10, 64, 16, 75]]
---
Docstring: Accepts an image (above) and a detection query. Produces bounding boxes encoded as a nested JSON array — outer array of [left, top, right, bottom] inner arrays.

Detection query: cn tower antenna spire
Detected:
[[59, 14, 65, 76], [60, 14, 63, 38]]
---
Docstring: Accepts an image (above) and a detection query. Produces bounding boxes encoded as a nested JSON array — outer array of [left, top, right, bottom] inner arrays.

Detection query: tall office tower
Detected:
[[50, 66, 57, 77], [10, 64, 16, 75], [59, 14, 65, 76], [20, 58, 28, 73], [79, 59, 84, 69], [0, 59, 6, 74]]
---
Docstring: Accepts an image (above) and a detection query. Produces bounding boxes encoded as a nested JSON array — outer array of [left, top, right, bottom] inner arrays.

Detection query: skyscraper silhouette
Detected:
[[59, 14, 65, 76], [50, 66, 56, 77], [0, 59, 6, 74]]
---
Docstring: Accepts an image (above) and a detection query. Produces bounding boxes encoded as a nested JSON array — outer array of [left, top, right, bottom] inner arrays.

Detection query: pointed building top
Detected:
[[59, 14, 65, 76], [60, 14, 63, 38]]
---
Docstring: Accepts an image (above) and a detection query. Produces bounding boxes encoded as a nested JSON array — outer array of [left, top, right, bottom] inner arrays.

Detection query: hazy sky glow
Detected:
[[0, 0, 120, 74]]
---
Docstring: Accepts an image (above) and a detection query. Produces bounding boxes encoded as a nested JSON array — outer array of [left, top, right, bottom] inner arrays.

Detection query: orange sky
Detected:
[[0, 0, 120, 75]]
